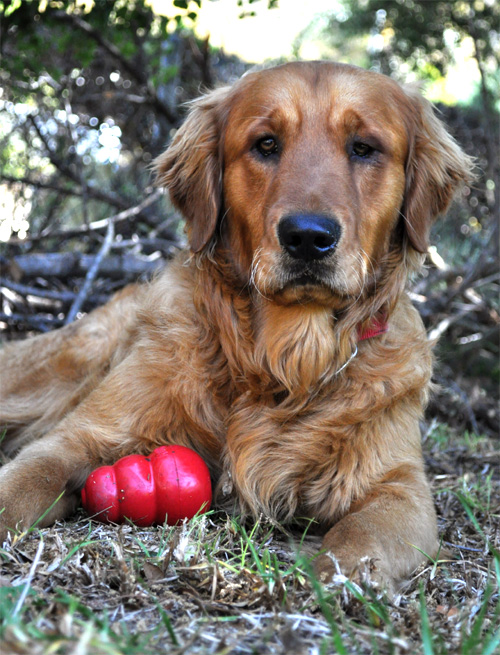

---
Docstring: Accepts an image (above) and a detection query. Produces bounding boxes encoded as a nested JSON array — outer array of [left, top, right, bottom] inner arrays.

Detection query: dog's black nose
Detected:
[[278, 214, 341, 261]]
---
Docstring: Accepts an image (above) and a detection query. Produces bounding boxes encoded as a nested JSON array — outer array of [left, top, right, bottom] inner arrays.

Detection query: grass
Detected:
[[1, 423, 499, 654]]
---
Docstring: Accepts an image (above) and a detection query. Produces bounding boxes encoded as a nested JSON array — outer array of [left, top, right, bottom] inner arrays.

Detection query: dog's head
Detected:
[[156, 61, 473, 308]]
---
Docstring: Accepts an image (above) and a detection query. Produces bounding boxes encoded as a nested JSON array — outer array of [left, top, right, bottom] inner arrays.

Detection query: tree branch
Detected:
[[26, 115, 130, 211], [65, 219, 115, 324], [52, 11, 178, 125], [0, 312, 64, 332], [3, 187, 165, 246], [1, 174, 85, 198], [0, 279, 109, 306]]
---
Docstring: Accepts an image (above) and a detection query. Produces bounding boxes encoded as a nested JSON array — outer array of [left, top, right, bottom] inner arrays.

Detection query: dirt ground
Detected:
[[0, 418, 498, 655]]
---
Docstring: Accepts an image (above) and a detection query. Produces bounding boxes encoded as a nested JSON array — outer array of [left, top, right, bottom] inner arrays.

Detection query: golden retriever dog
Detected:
[[0, 61, 473, 592]]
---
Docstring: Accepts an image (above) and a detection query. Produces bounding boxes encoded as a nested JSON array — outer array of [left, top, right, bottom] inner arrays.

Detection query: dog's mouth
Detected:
[[273, 267, 342, 306], [250, 252, 350, 306], [293, 273, 322, 286], [282, 262, 335, 290]]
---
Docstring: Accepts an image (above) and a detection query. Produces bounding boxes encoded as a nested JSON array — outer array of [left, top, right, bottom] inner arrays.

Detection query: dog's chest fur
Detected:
[[138, 256, 431, 524]]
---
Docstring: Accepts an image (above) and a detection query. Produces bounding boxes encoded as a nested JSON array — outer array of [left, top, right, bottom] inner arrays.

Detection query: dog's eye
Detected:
[[255, 136, 279, 157], [351, 141, 375, 159]]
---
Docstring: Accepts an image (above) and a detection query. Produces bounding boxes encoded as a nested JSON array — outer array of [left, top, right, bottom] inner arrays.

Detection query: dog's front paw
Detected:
[[0, 457, 80, 542], [0, 483, 32, 542], [314, 548, 394, 595]]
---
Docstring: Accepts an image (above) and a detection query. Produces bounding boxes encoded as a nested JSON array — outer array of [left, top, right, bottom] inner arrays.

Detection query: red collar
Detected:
[[357, 314, 389, 342]]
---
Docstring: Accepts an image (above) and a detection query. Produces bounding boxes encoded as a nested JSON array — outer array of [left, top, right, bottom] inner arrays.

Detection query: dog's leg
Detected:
[[0, 356, 143, 539], [314, 464, 438, 593], [0, 329, 219, 540], [0, 432, 92, 538], [0, 395, 135, 539], [0, 285, 141, 454]]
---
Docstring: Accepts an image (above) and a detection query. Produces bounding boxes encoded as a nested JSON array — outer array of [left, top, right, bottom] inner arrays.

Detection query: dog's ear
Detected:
[[154, 86, 230, 253], [402, 88, 475, 253]]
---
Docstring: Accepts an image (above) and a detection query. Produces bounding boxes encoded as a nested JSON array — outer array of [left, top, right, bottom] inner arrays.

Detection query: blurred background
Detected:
[[0, 0, 498, 439]]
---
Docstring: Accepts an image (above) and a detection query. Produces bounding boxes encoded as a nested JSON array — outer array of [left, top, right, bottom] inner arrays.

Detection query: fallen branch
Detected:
[[0, 279, 109, 306], [8, 252, 164, 281], [0, 312, 64, 332], [434, 375, 480, 435], [65, 220, 115, 324]]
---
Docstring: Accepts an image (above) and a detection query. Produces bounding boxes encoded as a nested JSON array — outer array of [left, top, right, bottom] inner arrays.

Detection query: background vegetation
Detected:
[[0, 1, 498, 653]]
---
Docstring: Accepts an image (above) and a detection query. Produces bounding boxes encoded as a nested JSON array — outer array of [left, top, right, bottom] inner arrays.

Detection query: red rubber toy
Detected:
[[81, 445, 212, 526]]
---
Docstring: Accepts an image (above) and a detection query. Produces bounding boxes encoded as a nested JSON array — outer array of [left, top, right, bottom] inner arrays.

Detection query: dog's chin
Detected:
[[268, 275, 346, 307]]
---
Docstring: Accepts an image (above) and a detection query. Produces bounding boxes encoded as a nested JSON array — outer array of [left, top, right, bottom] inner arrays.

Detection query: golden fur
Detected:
[[0, 62, 473, 591]]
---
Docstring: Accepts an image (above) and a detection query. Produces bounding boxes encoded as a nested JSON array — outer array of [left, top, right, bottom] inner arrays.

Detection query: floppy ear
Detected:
[[402, 88, 475, 253], [154, 86, 230, 253]]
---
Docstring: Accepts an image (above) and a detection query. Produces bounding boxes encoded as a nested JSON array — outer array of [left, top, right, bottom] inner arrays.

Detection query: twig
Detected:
[[0, 312, 64, 331], [77, 189, 164, 233], [52, 11, 178, 125], [446, 246, 499, 308], [443, 542, 483, 553], [427, 304, 479, 342], [435, 375, 480, 435], [187, 34, 213, 87], [0, 279, 109, 306], [26, 115, 129, 211], [65, 220, 115, 324], [12, 538, 45, 617], [3, 189, 164, 244], [1, 174, 79, 197], [470, 270, 500, 290], [63, 91, 90, 225], [110, 237, 180, 253]]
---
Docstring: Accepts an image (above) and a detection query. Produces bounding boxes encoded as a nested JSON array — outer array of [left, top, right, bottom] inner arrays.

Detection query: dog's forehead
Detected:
[[227, 62, 410, 137]]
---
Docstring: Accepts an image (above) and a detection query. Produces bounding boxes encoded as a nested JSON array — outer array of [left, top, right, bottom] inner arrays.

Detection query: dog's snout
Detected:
[[278, 214, 341, 261]]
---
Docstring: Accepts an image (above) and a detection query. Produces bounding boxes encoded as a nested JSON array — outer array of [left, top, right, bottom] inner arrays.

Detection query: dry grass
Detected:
[[1, 423, 499, 655]]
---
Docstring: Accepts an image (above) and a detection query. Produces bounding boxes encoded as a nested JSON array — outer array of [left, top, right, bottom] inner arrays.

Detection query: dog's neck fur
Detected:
[[191, 243, 415, 400], [253, 301, 340, 395]]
